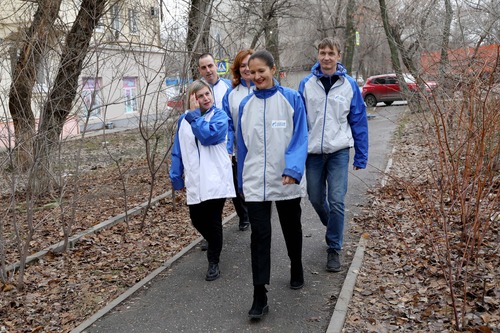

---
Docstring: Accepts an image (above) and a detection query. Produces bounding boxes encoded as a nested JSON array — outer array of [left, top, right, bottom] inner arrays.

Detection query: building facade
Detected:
[[0, 0, 168, 147]]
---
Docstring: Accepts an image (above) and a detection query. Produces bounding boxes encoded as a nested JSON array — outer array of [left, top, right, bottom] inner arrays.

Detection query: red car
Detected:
[[167, 95, 185, 110], [362, 74, 437, 107]]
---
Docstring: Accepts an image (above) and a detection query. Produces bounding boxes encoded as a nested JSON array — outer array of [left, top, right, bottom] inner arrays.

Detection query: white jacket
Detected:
[[236, 82, 308, 202], [170, 106, 235, 205], [222, 80, 255, 154]]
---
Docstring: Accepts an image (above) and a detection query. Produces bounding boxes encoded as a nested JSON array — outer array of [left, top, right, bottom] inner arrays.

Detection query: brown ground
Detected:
[[0, 112, 498, 333]]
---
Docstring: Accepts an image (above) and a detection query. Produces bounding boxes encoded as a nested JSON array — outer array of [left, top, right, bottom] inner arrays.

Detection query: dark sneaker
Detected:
[[200, 239, 208, 251], [326, 251, 341, 272], [205, 263, 220, 281]]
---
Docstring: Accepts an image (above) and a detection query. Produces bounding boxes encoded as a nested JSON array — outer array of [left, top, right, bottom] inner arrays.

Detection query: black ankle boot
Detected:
[[205, 263, 220, 281], [248, 285, 268, 319], [290, 261, 304, 290]]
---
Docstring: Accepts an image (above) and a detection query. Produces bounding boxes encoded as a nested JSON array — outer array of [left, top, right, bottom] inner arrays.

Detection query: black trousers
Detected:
[[246, 198, 303, 286], [188, 198, 226, 264], [231, 157, 248, 222]]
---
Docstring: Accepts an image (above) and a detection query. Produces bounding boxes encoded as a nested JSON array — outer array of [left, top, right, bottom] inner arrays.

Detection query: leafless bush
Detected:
[[398, 66, 499, 330]]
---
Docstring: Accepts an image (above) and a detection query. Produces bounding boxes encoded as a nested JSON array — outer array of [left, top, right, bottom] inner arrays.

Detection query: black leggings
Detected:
[[247, 198, 303, 286]]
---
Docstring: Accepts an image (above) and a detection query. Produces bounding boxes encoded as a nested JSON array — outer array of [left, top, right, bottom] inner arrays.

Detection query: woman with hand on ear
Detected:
[[169, 80, 235, 282]]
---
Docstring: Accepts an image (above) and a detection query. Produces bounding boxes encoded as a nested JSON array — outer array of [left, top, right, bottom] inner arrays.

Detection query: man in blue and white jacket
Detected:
[[198, 53, 231, 109], [299, 37, 368, 273]]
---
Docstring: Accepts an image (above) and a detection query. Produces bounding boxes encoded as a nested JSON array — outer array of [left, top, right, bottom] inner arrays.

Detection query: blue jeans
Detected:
[[306, 148, 349, 253]]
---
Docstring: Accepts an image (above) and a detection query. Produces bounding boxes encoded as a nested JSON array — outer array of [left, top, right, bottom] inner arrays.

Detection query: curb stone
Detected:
[[326, 235, 368, 333]]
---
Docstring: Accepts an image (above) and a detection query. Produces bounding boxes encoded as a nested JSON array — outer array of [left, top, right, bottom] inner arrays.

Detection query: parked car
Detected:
[[361, 74, 437, 107], [167, 94, 185, 110]]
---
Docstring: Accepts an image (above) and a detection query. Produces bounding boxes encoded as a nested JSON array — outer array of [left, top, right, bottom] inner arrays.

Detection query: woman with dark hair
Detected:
[[170, 80, 235, 282], [236, 50, 308, 319], [222, 48, 255, 231]]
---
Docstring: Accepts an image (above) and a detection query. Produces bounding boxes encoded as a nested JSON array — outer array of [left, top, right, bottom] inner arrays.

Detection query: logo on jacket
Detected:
[[271, 120, 287, 128], [334, 95, 347, 103]]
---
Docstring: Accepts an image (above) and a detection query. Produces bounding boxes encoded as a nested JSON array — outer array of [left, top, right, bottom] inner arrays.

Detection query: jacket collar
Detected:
[[253, 79, 279, 99], [311, 62, 347, 78], [240, 80, 254, 88]]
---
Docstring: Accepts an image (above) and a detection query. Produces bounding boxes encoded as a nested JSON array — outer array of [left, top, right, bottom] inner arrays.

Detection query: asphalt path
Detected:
[[78, 104, 405, 333]]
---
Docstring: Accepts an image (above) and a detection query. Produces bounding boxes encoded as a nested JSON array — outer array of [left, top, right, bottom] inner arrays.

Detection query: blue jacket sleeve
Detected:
[[282, 90, 308, 183], [190, 108, 229, 146], [347, 79, 368, 169], [169, 115, 185, 190], [222, 89, 234, 154], [298, 78, 307, 112]]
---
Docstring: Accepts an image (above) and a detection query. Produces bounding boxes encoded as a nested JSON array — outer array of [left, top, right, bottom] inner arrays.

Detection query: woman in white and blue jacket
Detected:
[[169, 80, 235, 282], [221, 48, 255, 231], [236, 50, 308, 319]]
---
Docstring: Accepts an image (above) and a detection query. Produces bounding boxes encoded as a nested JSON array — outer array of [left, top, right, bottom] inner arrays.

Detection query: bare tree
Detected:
[[8, 0, 63, 171], [33, 0, 107, 194]]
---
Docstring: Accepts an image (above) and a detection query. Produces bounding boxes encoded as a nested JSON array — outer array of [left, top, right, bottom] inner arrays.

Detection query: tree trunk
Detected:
[[32, 0, 107, 195], [186, 0, 214, 79], [377, 0, 418, 107], [263, 0, 280, 81], [440, 0, 453, 93], [377, 0, 402, 75], [343, 0, 356, 74], [8, 0, 63, 170]]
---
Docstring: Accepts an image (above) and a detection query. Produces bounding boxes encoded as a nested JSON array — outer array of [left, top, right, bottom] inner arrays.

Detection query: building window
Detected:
[[81, 77, 102, 117], [128, 8, 138, 34], [35, 58, 49, 93], [111, 4, 121, 37], [95, 17, 104, 33], [123, 77, 138, 113]]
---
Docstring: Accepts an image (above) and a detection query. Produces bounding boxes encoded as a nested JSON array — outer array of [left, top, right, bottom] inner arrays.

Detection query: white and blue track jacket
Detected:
[[298, 62, 368, 169], [210, 77, 231, 109], [169, 106, 235, 205], [222, 80, 255, 154], [236, 82, 308, 202]]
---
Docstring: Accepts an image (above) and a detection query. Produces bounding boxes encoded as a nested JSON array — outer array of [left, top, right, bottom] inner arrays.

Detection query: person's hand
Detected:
[[282, 175, 296, 185], [189, 93, 199, 110], [353, 166, 361, 170]]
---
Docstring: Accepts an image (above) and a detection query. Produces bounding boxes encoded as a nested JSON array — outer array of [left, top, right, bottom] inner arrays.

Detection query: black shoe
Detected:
[[200, 239, 208, 251], [239, 219, 250, 231], [205, 263, 220, 281], [326, 251, 341, 272], [290, 279, 304, 290], [248, 286, 268, 319], [290, 262, 304, 290]]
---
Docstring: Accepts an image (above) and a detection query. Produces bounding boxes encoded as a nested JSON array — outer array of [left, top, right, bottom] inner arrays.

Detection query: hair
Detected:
[[317, 37, 342, 54], [230, 49, 255, 88], [198, 52, 215, 65], [248, 50, 275, 69], [185, 80, 212, 108]]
